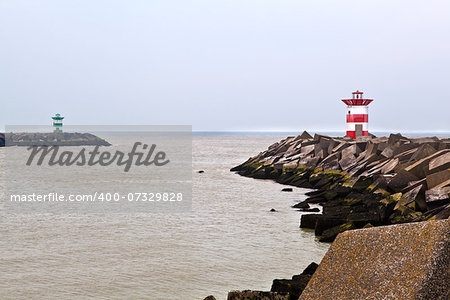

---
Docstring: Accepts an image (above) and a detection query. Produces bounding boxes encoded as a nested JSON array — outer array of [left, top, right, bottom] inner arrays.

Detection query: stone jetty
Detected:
[[231, 131, 450, 242], [300, 220, 449, 299], [0, 132, 111, 147]]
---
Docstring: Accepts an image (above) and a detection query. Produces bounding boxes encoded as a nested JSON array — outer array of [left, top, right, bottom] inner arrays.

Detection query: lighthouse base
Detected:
[[346, 130, 368, 139]]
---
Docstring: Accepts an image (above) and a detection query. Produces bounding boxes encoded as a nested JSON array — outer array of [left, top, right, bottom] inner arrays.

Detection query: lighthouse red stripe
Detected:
[[347, 114, 368, 123]]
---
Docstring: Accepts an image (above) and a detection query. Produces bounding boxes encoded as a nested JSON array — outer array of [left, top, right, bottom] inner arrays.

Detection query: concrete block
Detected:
[[300, 220, 450, 300]]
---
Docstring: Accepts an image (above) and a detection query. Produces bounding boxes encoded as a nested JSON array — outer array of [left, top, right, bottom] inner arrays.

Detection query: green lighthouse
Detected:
[[52, 113, 64, 133]]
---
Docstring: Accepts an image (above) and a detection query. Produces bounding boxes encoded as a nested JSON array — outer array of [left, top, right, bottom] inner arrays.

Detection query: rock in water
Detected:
[[271, 262, 319, 299], [299, 207, 320, 212], [300, 220, 450, 300], [299, 214, 320, 229], [227, 290, 289, 300], [292, 201, 309, 209], [300, 262, 319, 275]]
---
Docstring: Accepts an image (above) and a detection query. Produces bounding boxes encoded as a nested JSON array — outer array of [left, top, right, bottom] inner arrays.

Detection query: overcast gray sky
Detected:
[[1, 0, 449, 132]]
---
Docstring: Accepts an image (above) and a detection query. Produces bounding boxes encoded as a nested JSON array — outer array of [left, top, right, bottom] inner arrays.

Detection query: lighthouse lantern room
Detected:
[[342, 91, 373, 139], [52, 113, 64, 133]]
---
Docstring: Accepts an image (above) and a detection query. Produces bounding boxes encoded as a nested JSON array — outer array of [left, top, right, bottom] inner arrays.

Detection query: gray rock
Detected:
[[300, 214, 320, 229], [426, 169, 450, 189], [408, 143, 437, 162], [393, 147, 418, 162], [299, 207, 320, 212], [387, 169, 419, 191], [405, 149, 450, 178], [403, 184, 427, 211], [380, 158, 399, 174], [341, 144, 360, 158], [292, 202, 309, 209], [338, 155, 357, 171], [298, 131, 313, 140], [380, 146, 395, 158], [425, 184, 450, 204], [271, 274, 312, 299], [428, 151, 450, 174], [300, 220, 450, 300]]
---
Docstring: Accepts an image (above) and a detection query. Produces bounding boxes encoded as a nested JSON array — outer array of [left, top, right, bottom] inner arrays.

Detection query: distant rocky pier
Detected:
[[0, 132, 111, 147]]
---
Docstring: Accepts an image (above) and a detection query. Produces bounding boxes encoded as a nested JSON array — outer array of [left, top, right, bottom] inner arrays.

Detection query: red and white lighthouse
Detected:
[[342, 90, 373, 139]]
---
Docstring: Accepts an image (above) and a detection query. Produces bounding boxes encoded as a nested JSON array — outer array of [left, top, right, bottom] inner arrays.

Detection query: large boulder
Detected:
[[299, 262, 319, 275], [408, 143, 437, 162], [402, 184, 427, 211], [338, 154, 357, 171], [364, 142, 379, 157], [300, 214, 320, 229], [332, 141, 350, 153], [315, 216, 347, 236], [319, 223, 355, 242], [300, 220, 450, 300], [271, 263, 318, 299], [341, 144, 361, 158], [425, 182, 450, 205], [298, 131, 313, 140], [380, 158, 399, 174], [387, 169, 419, 192], [292, 201, 309, 209], [380, 145, 396, 158], [394, 147, 418, 162], [405, 149, 450, 178], [402, 178, 427, 193], [426, 169, 450, 189], [387, 133, 409, 145], [428, 151, 450, 174], [392, 142, 419, 156], [434, 203, 450, 219], [300, 144, 315, 155]]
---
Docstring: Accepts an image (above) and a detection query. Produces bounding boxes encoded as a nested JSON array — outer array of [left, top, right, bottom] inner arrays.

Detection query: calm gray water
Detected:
[[0, 133, 329, 300]]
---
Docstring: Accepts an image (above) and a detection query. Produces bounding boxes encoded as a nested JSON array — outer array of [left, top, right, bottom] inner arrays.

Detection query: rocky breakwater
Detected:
[[2, 132, 111, 147], [231, 131, 450, 242]]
